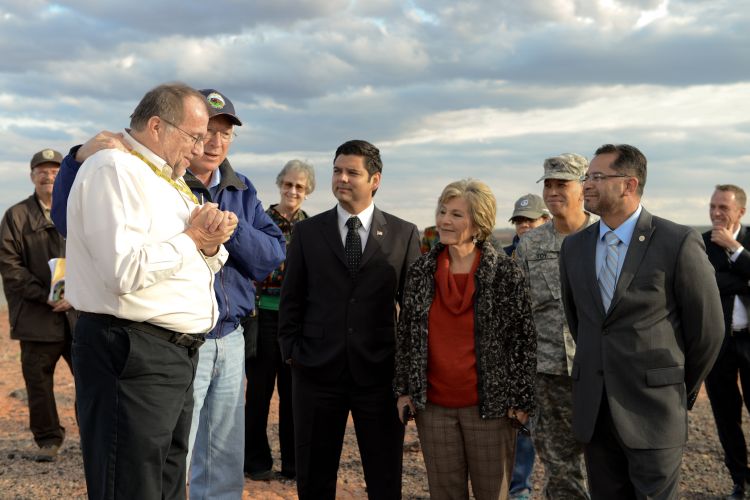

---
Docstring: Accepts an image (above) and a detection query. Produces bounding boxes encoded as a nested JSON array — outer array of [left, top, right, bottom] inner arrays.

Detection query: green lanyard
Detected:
[[130, 150, 199, 204]]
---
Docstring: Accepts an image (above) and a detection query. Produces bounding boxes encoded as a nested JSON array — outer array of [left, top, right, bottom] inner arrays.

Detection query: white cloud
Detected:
[[0, 0, 747, 228], [393, 83, 750, 145]]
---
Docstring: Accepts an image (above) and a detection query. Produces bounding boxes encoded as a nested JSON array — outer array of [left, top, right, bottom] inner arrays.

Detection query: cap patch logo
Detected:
[[206, 92, 225, 110], [42, 149, 54, 160], [520, 199, 529, 207]]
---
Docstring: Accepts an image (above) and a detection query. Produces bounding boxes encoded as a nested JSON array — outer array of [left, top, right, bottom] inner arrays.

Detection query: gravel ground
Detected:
[[0, 307, 742, 499]]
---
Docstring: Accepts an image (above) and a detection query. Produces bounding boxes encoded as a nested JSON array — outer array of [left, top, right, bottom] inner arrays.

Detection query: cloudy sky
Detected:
[[0, 0, 747, 229]]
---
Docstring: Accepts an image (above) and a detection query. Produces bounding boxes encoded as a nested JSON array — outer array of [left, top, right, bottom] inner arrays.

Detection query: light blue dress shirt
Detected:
[[595, 204, 643, 282]]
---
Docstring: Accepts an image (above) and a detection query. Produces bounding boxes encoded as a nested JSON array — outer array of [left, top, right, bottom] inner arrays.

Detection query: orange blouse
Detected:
[[426, 248, 481, 408]]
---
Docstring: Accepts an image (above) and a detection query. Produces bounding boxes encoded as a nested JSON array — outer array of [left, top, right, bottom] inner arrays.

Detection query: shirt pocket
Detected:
[[527, 255, 561, 305]]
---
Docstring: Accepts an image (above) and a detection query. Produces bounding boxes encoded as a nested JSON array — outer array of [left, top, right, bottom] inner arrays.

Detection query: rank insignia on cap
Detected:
[[42, 149, 55, 160], [206, 92, 226, 110], [520, 199, 529, 207]]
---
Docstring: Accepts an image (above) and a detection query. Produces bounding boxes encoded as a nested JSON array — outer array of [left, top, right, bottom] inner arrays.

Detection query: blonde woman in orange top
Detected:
[[394, 179, 537, 500]]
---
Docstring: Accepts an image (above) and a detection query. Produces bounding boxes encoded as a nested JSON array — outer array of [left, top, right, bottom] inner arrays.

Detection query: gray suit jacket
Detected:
[[559, 208, 723, 449]]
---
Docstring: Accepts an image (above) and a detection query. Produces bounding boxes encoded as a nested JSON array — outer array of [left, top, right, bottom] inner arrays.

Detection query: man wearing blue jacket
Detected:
[[52, 88, 286, 499]]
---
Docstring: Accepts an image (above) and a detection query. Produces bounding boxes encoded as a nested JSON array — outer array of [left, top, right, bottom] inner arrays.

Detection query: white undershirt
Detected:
[[336, 202, 374, 252], [731, 226, 748, 330]]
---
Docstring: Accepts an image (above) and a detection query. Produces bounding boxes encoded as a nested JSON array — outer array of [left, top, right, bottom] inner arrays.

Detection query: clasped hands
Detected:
[[185, 203, 238, 257]]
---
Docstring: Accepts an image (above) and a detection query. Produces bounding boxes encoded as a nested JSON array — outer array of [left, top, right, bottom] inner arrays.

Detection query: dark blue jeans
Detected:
[[510, 428, 536, 494]]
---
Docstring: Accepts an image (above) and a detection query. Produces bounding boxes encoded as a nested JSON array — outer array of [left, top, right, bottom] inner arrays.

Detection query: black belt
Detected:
[[81, 312, 205, 349], [732, 327, 749, 337]]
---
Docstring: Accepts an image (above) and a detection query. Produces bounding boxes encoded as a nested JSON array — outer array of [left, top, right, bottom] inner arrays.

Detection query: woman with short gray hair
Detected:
[[245, 159, 315, 481]]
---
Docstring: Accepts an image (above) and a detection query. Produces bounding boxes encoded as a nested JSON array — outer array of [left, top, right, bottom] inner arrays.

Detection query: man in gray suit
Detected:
[[559, 143, 724, 499]]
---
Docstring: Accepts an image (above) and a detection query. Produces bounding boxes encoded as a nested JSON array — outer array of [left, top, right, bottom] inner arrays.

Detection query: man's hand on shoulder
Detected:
[[75, 131, 132, 162]]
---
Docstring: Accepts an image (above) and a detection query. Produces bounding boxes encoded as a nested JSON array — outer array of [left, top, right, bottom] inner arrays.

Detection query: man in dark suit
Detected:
[[279, 139, 421, 499], [703, 184, 750, 499], [559, 144, 723, 499]]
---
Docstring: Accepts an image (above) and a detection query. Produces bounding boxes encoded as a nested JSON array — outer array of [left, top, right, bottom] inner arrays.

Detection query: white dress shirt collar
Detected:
[[337, 202, 375, 249], [598, 204, 643, 247], [124, 129, 174, 178]]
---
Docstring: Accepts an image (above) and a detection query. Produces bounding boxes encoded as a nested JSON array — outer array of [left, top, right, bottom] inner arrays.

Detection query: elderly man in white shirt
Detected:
[[65, 82, 236, 500]]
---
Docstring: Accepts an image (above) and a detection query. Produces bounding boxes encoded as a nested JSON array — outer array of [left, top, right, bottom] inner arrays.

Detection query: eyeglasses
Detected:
[[204, 129, 236, 144], [580, 173, 630, 182], [281, 181, 307, 192], [160, 117, 205, 149]]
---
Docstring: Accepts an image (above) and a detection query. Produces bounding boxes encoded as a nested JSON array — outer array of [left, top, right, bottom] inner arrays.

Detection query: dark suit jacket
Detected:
[[702, 226, 750, 340], [278, 205, 421, 387], [559, 208, 723, 449]]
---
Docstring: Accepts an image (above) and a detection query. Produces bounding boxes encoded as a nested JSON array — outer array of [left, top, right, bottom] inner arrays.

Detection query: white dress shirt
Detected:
[[731, 226, 748, 330], [66, 131, 228, 334], [336, 202, 374, 252]]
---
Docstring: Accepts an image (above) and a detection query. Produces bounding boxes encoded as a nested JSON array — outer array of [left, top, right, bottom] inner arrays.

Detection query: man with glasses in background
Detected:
[[181, 88, 284, 499], [559, 144, 723, 498], [53, 87, 285, 499]]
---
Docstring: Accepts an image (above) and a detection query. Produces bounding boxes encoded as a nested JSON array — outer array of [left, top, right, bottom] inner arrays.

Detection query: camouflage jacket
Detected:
[[515, 215, 598, 375], [394, 240, 537, 418]]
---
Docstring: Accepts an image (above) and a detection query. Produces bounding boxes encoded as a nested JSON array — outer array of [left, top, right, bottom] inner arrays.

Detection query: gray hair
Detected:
[[130, 82, 207, 131], [276, 159, 316, 195]]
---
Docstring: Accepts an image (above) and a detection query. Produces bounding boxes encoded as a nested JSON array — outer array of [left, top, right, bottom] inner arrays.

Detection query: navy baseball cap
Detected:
[[198, 89, 242, 126]]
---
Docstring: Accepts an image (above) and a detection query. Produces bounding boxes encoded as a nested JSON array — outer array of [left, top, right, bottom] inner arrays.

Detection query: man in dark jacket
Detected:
[[0, 148, 74, 462], [51, 89, 285, 498], [703, 184, 750, 500], [279, 140, 422, 499]]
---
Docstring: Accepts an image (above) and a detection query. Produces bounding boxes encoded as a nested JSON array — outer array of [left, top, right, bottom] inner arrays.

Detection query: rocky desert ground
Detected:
[[0, 307, 743, 499]]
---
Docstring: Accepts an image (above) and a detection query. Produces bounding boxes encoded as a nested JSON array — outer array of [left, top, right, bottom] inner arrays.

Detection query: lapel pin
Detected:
[[638, 235, 645, 242], [376, 230, 383, 236]]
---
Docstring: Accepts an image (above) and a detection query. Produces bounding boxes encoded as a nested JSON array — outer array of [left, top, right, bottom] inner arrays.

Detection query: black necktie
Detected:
[[345, 216, 362, 278]]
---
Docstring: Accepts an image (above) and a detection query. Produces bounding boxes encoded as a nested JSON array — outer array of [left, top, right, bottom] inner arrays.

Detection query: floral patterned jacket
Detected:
[[256, 204, 308, 304], [394, 240, 537, 418]]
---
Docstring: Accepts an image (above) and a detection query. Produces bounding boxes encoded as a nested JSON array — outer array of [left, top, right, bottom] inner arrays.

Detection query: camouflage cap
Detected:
[[30, 149, 63, 170], [509, 193, 550, 222], [536, 153, 588, 183]]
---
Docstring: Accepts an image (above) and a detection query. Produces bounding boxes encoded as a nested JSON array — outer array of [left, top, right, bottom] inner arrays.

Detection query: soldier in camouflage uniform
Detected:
[[515, 154, 597, 499]]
